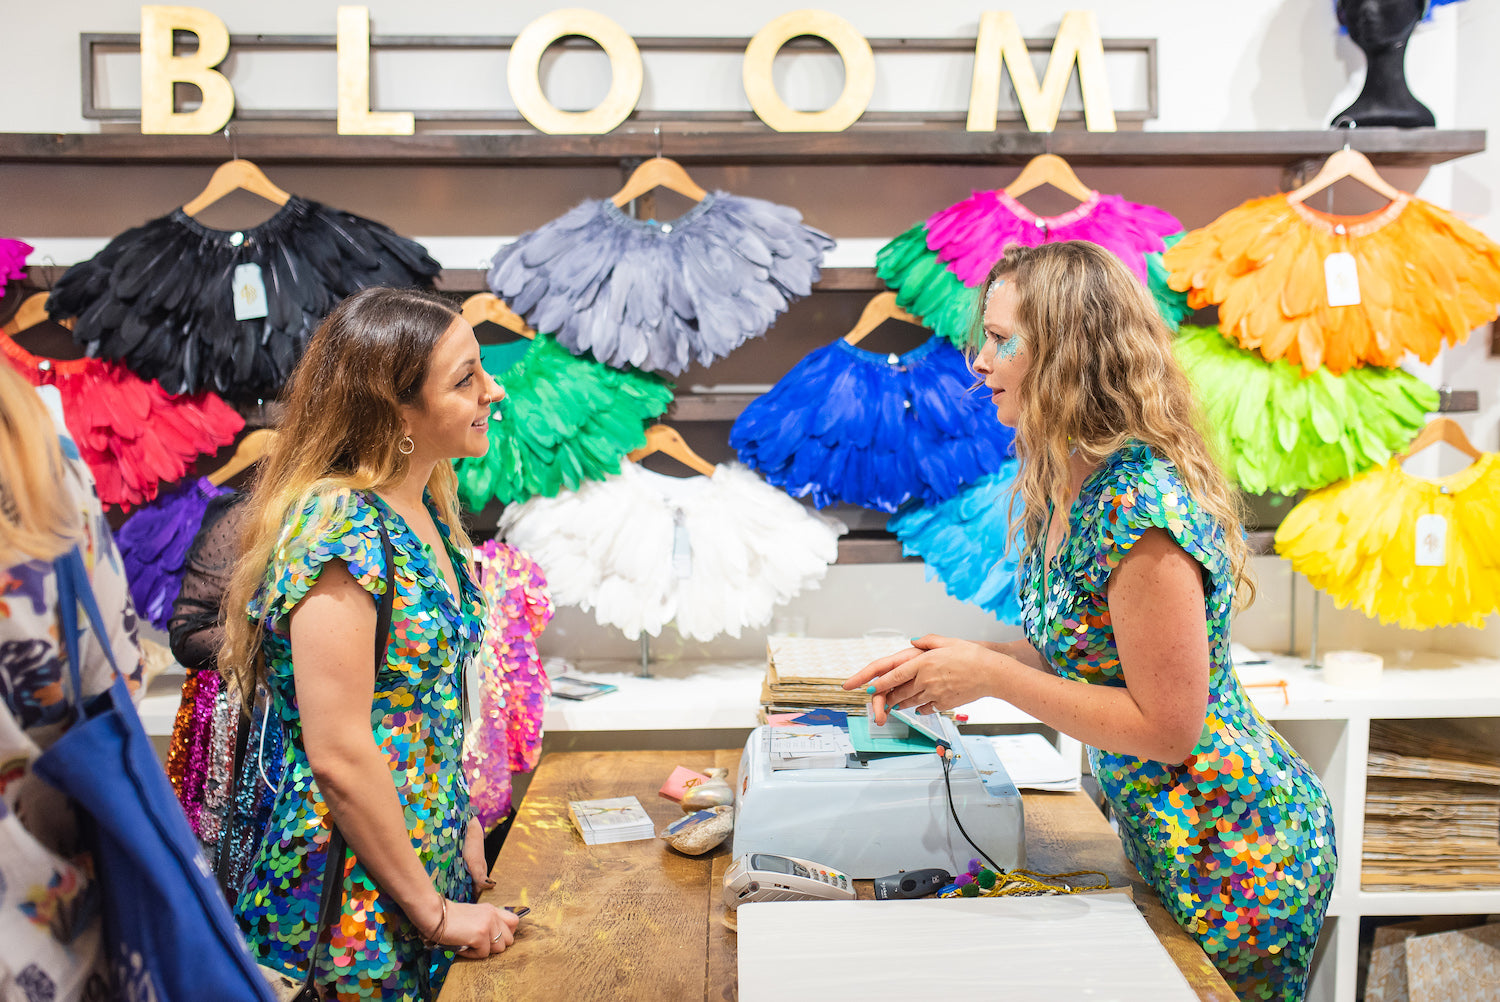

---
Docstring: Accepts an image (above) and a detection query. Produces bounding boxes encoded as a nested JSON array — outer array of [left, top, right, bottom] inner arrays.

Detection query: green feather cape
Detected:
[[1175, 325, 1438, 496], [454, 335, 674, 508]]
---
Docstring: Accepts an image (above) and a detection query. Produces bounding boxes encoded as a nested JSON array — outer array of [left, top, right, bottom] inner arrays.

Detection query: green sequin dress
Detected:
[[1018, 444, 1336, 1002], [236, 490, 481, 1001]]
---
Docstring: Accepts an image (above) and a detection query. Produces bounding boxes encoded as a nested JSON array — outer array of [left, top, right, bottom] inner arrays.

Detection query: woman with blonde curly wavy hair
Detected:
[[846, 242, 1335, 1002]]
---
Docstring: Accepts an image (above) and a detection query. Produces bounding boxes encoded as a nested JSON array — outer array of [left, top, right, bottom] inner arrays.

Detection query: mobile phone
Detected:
[[886, 704, 948, 745]]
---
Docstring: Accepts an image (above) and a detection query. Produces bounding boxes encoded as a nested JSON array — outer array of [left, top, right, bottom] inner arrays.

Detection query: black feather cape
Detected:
[[49, 197, 440, 400]]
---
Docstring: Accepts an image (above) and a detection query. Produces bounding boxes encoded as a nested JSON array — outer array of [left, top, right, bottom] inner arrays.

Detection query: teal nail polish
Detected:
[[865, 684, 877, 695], [910, 636, 921, 644]]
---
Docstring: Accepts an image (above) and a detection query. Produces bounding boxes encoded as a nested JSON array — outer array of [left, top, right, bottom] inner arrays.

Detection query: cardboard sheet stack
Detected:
[[1362, 721, 1500, 892], [760, 635, 910, 717], [1366, 917, 1500, 1002]]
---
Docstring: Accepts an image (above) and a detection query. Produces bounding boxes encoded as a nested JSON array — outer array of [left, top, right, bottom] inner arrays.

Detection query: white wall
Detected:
[[2, 2, 1496, 662]]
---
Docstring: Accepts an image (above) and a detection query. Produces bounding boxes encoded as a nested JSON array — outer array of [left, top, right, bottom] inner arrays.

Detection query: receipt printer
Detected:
[[732, 720, 1025, 879]]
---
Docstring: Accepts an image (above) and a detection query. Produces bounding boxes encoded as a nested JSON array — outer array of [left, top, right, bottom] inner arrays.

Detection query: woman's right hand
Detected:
[[433, 899, 520, 959]]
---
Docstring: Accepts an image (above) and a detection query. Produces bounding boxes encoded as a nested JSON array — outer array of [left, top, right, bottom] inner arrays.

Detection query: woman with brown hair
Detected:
[[219, 286, 512, 999], [845, 241, 1335, 1002]]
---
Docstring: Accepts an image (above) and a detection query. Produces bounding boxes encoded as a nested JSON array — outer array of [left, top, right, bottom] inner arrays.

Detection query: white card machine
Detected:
[[723, 853, 857, 909]]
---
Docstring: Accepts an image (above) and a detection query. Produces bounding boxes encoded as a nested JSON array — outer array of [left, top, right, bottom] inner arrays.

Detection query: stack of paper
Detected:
[[1362, 721, 1500, 891], [567, 796, 656, 845], [769, 724, 856, 770], [985, 734, 1082, 791], [761, 635, 910, 715]]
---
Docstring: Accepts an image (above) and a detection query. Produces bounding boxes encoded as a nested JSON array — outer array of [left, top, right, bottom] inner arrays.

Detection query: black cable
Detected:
[[939, 744, 1005, 875]]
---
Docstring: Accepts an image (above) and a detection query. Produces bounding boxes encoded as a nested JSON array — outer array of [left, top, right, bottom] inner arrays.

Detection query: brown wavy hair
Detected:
[[980, 241, 1254, 606], [219, 286, 473, 702]]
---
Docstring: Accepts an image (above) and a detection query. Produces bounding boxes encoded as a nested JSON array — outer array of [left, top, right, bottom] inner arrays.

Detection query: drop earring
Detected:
[[399, 435, 415, 456]]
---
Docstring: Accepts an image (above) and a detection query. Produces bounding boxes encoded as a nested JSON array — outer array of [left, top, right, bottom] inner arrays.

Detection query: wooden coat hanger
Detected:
[[627, 424, 717, 477], [1397, 417, 1483, 465], [182, 159, 292, 217], [207, 428, 277, 486], [610, 157, 708, 208], [1003, 153, 1095, 203], [461, 293, 535, 339], [0, 291, 70, 335], [842, 291, 925, 346], [1286, 148, 1401, 205]]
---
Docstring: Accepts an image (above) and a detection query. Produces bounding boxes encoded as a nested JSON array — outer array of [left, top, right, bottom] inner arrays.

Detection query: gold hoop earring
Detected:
[[398, 435, 415, 456]]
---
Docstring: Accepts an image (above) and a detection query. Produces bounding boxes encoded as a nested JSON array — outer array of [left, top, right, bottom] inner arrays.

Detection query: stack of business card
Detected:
[[567, 796, 656, 845]]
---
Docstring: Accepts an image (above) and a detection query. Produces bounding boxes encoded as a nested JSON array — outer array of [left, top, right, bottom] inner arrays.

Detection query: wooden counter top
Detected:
[[439, 748, 1235, 1002]]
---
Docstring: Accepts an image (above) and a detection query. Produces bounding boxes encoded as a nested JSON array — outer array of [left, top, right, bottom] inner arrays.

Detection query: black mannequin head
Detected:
[[1336, 0, 1427, 52], [1331, 0, 1435, 127]]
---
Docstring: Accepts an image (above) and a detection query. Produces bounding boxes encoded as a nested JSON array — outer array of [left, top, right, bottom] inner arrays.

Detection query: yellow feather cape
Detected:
[[1164, 193, 1500, 375], [1274, 453, 1500, 629]]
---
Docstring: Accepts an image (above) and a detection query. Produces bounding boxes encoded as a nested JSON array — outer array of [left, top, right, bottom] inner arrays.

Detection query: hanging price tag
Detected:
[[1323, 252, 1361, 307], [671, 509, 693, 579], [1414, 513, 1448, 567], [232, 263, 270, 320], [463, 651, 483, 728]]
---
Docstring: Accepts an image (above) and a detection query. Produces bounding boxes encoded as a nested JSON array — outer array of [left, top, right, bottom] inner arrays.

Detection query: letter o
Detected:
[[507, 9, 642, 135], [742, 10, 874, 133]]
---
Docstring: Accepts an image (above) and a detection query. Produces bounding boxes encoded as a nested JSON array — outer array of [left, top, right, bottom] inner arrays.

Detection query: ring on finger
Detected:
[[491, 931, 504, 941]]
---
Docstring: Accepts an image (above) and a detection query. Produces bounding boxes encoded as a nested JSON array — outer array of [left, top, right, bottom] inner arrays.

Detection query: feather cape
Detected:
[[876, 191, 1189, 347], [499, 462, 845, 642], [49, 197, 440, 400], [1, 330, 242, 509], [454, 334, 674, 509], [116, 477, 230, 630], [885, 458, 1025, 624], [1164, 193, 1500, 374], [1175, 325, 1439, 496], [730, 336, 1014, 512], [0, 237, 30, 295], [488, 192, 833, 375], [1274, 454, 1500, 629]]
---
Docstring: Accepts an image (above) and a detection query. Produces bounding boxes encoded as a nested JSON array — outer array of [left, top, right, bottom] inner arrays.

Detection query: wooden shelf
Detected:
[[0, 128, 1484, 167], [437, 266, 882, 294]]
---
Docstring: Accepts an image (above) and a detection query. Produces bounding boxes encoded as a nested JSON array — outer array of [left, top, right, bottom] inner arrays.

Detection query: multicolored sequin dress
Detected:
[[464, 539, 553, 830], [1018, 444, 1336, 1002], [236, 490, 482, 1001]]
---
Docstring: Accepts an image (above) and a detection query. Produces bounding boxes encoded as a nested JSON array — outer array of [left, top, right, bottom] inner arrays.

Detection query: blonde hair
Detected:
[[0, 365, 83, 564], [219, 287, 474, 702], [981, 241, 1255, 606]]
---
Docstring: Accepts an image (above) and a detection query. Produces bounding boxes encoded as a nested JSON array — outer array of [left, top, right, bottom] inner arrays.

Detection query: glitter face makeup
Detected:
[[995, 332, 1022, 361]]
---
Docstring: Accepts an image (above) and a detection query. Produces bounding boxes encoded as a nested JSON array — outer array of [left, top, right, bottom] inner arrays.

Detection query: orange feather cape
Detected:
[[1164, 193, 1500, 374]]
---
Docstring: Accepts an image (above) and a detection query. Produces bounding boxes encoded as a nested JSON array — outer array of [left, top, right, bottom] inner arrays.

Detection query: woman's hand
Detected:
[[843, 635, 1004, 724], [435, 899, 519, 959], [464, 816, 494, 891]]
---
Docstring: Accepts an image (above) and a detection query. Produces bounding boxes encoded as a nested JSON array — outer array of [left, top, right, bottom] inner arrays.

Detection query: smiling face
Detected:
[[972, 278, 1028, 428], [400, 317, 504, 462]]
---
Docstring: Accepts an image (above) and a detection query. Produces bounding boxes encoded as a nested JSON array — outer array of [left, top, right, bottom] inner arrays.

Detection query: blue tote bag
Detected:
[[32, 547, 276, 1002]]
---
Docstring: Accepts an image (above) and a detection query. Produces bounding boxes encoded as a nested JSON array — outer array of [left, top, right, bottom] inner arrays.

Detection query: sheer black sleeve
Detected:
[[168, 491, 247, 672]]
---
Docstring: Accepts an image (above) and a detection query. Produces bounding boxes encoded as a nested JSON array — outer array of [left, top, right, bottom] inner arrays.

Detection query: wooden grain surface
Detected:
[[439, 749, 1235, 1002]]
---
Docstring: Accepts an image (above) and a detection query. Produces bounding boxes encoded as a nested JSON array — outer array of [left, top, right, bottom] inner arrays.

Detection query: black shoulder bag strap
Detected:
[[294, 521, 397, 1001]]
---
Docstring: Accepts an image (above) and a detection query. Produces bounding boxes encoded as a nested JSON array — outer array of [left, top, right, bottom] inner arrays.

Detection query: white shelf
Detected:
[[1353, 889, 1500, 916]]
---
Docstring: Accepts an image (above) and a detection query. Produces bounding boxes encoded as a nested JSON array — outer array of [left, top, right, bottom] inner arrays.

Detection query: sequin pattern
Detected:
[[464, 540, 553, 830], [235, 490, 482, 1001], [1019, 444, 1336, 1002]]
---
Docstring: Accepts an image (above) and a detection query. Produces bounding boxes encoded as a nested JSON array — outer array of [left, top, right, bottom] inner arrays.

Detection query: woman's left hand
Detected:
[[843, 635, 1003, 725], [464, 816, 494, 891]]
